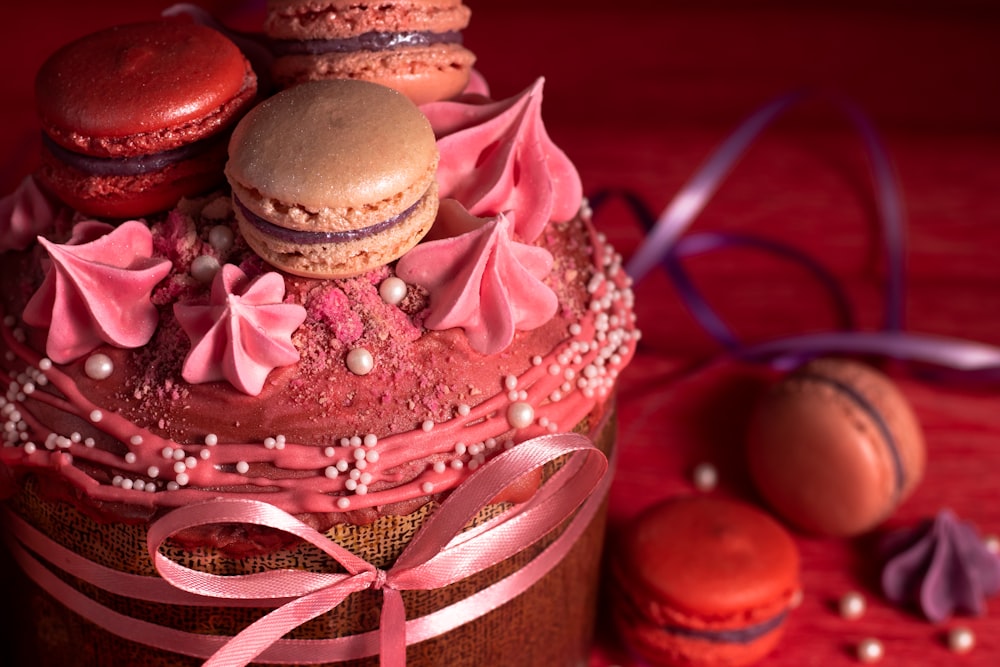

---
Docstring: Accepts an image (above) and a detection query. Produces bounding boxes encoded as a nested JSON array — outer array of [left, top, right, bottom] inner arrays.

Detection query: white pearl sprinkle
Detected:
[[692, 462, 718, 492], [337, 497, 350, 510], [124, 452, 137, 464], [325, 466, 338, 479], [191, 255, 221, 284], [346, 348, 374, 375], [204, 433, 218, 446], [175, 472, 189, 486], [433, 461, 446, 474], [984, 534, 1000, 554], [856, 638, 884, 663], [504, 375, 518, 390], [839, 591, 866, 620], [147, 466, 160, 478], [948, 627, 975, 654], [363, 433, 377, 447], [422, 420, 434, 432], [236, 461, 249, 474], [84, 353, 114, 380], [421, 482, 434, 494], [379, 276, 408, 305], [89, 410, 103, 423], [130, 435, 143, 446], [507, 401, 534, 429], [208, 225, 234, 252]]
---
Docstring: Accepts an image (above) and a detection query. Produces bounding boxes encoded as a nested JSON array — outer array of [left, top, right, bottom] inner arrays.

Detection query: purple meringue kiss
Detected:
[[881, 509, 1000, 622]]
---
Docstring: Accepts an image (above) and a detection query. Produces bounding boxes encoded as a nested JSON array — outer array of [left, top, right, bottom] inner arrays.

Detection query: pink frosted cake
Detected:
[[0, 9, 637, 667]]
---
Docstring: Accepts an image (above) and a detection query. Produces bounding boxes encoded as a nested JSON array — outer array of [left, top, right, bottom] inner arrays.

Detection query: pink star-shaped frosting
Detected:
[[396, 208, 557, 354], [23, 220, 172, 363], [0, 175, 64, 253], [174, 264, 306, 396], [420, 77, 583, 243]]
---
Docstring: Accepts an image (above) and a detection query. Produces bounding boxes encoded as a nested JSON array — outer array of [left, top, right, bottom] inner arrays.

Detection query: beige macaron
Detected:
[[746, 358, 926, 537], [226, 79, 439, 278]]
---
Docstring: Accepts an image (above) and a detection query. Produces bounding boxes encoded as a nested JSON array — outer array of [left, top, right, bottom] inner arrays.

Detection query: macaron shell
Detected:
[[236, 182, 438, 278], [265, 0, 472, 40], [36, 140, 229, 218], [746, 359, 925, 537], [271, 44, 476, 105], [226, 80, 438, 229], [619, 496, 800, 628], [613, 589, 787, 667], [35, 20, 256, 157]]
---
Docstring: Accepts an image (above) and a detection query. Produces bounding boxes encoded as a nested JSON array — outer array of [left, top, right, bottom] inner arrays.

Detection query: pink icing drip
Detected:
[[22, 220, 172, 363], [420, 77, 583, 243], [174, 265, 307, 396], [396, 210, 557, 355], [0, 175, 63, 253]]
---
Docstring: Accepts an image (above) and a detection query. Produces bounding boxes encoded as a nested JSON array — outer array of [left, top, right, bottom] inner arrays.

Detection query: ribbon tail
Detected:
[[380, 588, 407, 667]]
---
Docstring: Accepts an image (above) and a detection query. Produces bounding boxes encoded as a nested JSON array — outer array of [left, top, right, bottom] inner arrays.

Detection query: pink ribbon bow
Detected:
[[145, 432, 608, 666]]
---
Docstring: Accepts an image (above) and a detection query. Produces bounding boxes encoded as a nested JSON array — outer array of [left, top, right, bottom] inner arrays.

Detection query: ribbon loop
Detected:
[[141, 431, 607, 666]]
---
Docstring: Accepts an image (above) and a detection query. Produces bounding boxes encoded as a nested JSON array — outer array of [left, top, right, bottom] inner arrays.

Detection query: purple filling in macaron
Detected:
[[665, 610, 788, 644], [235, 195, 421, 244], [41, 133, 224, 177], [271, 30, 462, 56]]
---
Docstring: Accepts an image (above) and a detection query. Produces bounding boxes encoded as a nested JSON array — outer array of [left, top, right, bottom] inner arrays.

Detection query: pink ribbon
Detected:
[[5, 431, 608, 666]]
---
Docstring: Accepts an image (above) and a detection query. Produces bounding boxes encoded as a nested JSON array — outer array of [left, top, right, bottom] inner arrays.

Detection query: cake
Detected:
[[0, 5, 637, 666]]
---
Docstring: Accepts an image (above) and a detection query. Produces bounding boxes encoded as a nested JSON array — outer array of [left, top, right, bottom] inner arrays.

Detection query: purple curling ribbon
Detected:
[[594, 88, 1000, 375]]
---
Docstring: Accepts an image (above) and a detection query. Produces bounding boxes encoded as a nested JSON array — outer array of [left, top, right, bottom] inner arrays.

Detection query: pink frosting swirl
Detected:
[[23, 220, 172, 363], [396, 206, 557, 355], [420, 77, 582, 243], [174, 264, 307, 396], [0, 175, 63, 253]]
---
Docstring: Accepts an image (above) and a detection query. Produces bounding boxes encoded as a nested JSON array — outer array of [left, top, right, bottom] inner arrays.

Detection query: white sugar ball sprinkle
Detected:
[[507, 402, 534, 429], [346, 348, 374, 376], [89, 410, 103, 423], [692, 462, 718, 492], [839, 591, 866, 620], [948, 627, 975, 654], [856, 638, 883, 663], [379, 277, 408, 305], [236, 461, 249, 474], [337, 497, 350, 509], [208, 225, 234, 252], [204, 434, 218, 446], [84, 353, 114, 380], [191, 255, 221, 284]]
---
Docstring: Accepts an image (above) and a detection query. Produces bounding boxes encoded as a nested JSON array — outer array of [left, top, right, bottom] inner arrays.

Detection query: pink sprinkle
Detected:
[[309, 286, 363, 343]]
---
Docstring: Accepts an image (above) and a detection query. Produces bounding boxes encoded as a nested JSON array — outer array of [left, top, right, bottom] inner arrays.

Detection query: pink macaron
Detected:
[[746, 358, 926, 537]]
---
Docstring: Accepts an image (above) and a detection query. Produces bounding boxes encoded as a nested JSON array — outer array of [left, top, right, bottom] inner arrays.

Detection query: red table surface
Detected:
[[3, 2, 1000, 666]]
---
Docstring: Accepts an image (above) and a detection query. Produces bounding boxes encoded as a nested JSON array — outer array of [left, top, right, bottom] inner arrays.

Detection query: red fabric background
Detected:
[[3, 2, 1000, 665]]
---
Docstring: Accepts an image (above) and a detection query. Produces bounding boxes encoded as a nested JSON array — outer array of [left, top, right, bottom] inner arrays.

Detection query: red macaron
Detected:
[[35, 19, 257, 218], [611, 496, 801, 667]]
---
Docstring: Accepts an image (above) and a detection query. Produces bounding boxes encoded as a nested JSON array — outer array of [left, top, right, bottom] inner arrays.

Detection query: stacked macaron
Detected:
[[225, 79, 439, 278], [611, 496, 801, 667], [265, 0, 476, 104], [35, 20, 257, 219]]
